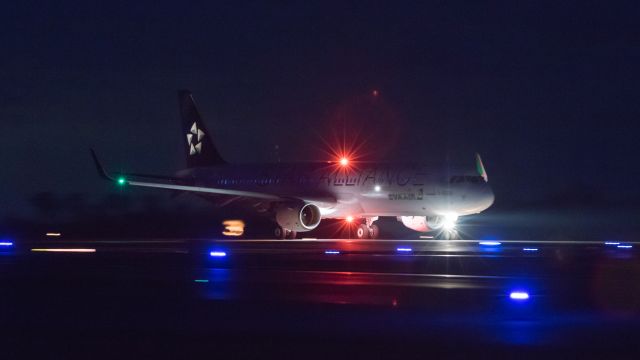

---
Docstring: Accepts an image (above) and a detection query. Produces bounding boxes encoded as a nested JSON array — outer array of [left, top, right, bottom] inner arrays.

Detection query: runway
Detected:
[[1, 237, 639, 357]]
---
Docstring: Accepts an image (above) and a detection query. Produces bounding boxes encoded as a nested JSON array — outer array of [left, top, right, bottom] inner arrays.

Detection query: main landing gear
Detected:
[[355, 217, 380, 239], [274, 226, 297, 239]]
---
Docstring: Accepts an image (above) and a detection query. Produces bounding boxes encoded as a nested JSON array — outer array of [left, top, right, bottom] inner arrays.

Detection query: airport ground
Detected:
[[1, 237, 639, 358]]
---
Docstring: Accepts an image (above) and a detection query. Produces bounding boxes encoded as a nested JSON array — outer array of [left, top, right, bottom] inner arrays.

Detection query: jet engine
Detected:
[[275, 202, 322, 232], [399, 216, 444, 232]]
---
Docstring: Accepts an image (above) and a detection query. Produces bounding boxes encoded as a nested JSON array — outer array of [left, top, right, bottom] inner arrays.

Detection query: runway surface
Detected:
[[1, 237, 639, 357]]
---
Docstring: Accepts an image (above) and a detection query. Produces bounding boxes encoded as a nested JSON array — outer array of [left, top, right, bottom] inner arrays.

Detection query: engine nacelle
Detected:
[[398, 216, 444, 232], [275, 202, 322, 232]]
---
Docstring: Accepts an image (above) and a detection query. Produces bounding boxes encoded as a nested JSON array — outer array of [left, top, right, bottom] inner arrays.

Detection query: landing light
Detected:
[[442, 214, 458, 231], [374, 185, 381, 192], [209, 251, 227, 257], [509, 291, 530, 301], [346, 216, 354, 223]]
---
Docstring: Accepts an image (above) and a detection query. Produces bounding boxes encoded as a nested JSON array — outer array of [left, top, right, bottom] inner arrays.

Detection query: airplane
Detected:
[[91, 90, 494, 239]]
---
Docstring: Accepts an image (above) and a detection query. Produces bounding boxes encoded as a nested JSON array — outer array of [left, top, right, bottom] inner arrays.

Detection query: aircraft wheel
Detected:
[[287, 230, 297, 239], [274, 226, 286, 239], [356, 224, 370, 239], [369, 224, 380, 239]]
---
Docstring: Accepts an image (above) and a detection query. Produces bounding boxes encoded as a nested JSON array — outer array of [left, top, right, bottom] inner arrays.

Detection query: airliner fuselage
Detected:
[[92, 90, 495, 239]]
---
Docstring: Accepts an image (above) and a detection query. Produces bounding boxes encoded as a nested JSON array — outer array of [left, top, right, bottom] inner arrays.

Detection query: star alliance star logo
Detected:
[[187, 122, 205, 155]]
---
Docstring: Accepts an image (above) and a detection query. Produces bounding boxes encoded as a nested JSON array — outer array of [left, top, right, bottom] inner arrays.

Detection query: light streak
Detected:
[[222, 220, 245, 236], [31, 248, 96, 253]]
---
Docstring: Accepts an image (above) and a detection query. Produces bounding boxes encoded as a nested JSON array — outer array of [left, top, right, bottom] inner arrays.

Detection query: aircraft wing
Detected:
[[90, 149, 335, 205]]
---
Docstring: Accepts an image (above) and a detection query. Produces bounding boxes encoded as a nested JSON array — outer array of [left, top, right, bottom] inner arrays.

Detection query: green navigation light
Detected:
[[117, 177, 126, 185]]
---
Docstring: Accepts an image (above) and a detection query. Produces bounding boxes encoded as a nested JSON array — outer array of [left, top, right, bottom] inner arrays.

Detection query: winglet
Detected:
[[90, 149, 114, 181], [475, 153, 488, 182]]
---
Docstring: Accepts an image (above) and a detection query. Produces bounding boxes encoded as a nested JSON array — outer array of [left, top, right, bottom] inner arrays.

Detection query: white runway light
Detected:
[[509, 291, 530, 301], [479, 241, 501, 246]]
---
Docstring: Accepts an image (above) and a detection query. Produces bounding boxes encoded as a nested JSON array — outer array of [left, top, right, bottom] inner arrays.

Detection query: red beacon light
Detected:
[[339, 157, 349, 166]]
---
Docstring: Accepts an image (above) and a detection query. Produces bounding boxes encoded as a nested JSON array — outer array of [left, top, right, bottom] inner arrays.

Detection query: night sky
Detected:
[[2, 1, 639, 218]]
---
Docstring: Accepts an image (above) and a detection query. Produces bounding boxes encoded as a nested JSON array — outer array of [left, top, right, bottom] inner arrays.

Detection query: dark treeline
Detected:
[[1, 192, 269, 239], [1, 188, 638, 241]]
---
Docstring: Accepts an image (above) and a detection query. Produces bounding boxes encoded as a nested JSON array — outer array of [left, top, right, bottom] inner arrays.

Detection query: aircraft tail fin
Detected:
[[475, 153, 488, 182], [178, 90, 226, 168]]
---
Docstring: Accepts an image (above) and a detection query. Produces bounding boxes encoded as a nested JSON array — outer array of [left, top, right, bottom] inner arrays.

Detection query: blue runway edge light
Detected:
[[509, 291, 530, 301], [324, 250, 340, 255], [396, 247, 412, 252], [604, 242, 620, 246], [209, 251, 227, 257], [0, 242, 13, 246], [479, 241, 501, 246], [617, 245, 633, 249], [523, 248, 538, 252]]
